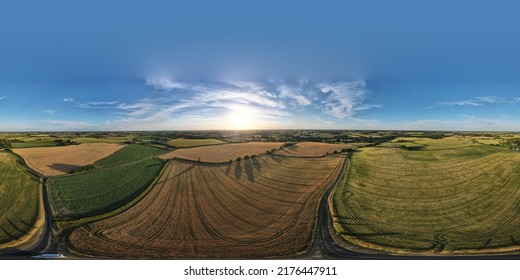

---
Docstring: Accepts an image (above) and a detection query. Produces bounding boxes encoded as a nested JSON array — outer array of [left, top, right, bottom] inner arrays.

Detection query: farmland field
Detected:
[[331, 138, 520, 255], [48, 157, 165, 220], [0, 151, 42, 249], [159, 142, 283, 162], [167, 138, 226, 148], [14, 143, 125, 176], [71, 137, 133, 144], [275, 142, 356, 157], [68, 154, 346, 258], [95, 144, 167, 167]]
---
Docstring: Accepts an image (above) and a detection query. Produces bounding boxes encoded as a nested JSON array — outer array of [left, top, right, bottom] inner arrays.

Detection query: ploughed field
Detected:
[[160, 142, 283, 162], [332, 138, 520, 255], [0, 151, 42, 249], [68, 154, 346, 258], [13, 143, 125, 176]]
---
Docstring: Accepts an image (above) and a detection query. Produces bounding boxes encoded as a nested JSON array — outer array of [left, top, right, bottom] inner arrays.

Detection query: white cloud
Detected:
[[146, 77, 189, 91], [85, 101, 118, 106], [0, 95, 6, 100], [64, 98, 119, 109], [98, 79, 382, 130], [42, 110, 56, 114], [437, 96, 515, 107], [318, 81, 381, 118], [192, 89, 285, 109], [77, 101, 118, 109], [278, 85, 311, 106]]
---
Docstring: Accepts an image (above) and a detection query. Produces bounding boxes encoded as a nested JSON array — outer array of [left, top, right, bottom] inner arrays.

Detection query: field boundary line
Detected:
[[56, 159, 170, 232]]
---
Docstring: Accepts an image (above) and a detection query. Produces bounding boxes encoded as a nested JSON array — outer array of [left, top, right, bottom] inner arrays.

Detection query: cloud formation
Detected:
[[437, 96, 518, 107], [318, 81, 381, 118], [93, 78, 381, 130], [0, 95, 7, 100], [64, 97, 119, 109]]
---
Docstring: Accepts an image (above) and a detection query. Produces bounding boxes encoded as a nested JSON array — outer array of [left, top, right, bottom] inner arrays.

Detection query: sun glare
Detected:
[[229, 110, 253, 130]]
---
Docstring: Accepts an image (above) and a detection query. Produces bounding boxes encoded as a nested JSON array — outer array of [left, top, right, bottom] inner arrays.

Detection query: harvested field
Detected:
[[332, 138, 520, 255], [167, 138, 226, 148], [14, 143, 125, 176], [0, 151, 42, 249], [159, 142, 283, 162], [48, 157, 165, 219], [68, 154, 346, 258], [275, 142, 356, 157]]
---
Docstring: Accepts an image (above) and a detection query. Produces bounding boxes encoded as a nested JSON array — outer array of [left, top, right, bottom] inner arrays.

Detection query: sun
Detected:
[[228, 110, 253, 130]]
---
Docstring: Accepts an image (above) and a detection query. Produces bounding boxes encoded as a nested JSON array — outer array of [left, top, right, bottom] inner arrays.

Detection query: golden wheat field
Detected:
[[13, 143, 125, 176], [68, 154, 346, 258], [159, 142, 283, 162]]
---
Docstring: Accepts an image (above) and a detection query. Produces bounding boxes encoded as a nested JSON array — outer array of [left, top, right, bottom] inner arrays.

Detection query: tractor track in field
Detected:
[[0, 176, 60, 259], [296, 152, 520, 260], [3, 149, 520, 259]]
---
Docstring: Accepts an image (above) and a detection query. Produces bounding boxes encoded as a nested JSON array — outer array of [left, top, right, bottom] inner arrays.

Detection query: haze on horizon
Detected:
[[1, 1, 520, 132]]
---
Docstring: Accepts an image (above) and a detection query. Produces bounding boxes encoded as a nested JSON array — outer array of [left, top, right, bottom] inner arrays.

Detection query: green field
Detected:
[[167, 138, 225, 148], [332, 137, 520, 254], [95, 144, 167, 167], [48, 157, 165, 220], [71, 137, 133, 144], [12, 141, 60, 148], [0, 151, 41, 247]]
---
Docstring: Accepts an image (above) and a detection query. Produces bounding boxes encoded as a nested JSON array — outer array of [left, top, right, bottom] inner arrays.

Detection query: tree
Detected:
[[0, 138, 12, 149]]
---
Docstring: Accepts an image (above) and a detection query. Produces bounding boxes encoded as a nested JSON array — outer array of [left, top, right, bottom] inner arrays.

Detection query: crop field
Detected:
[[331, 138, 520, 254], [275, 142, 356, 157], [167, 138, 226, 148], [95, 144, 167, 167], [48, 157, 165, 220], [159, 142, 283, 162], [71, 137, 133, 144], [13, 143, 125, 176], [0, 151, 42, 249], [68, 154, 346, 258]]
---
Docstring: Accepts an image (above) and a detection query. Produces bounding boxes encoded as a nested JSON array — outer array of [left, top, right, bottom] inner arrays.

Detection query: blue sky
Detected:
[[1, 1, 520, 131]]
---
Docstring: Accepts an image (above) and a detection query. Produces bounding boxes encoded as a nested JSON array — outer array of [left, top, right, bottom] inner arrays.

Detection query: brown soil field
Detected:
[[68, 154, 346, 258], [276, 142, 356, 157], [159, 142, 283, 162], [14, 143, 125, 176]]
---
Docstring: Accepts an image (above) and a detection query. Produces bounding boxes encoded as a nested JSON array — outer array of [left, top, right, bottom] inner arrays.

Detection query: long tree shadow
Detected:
[[225, 161, 232, 175], [234, 161, 243, 180], [252, 157, 261, 171], [244, 159, 255, 183], [49, 163, 81, 173], [270, 155, 288, 165]]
